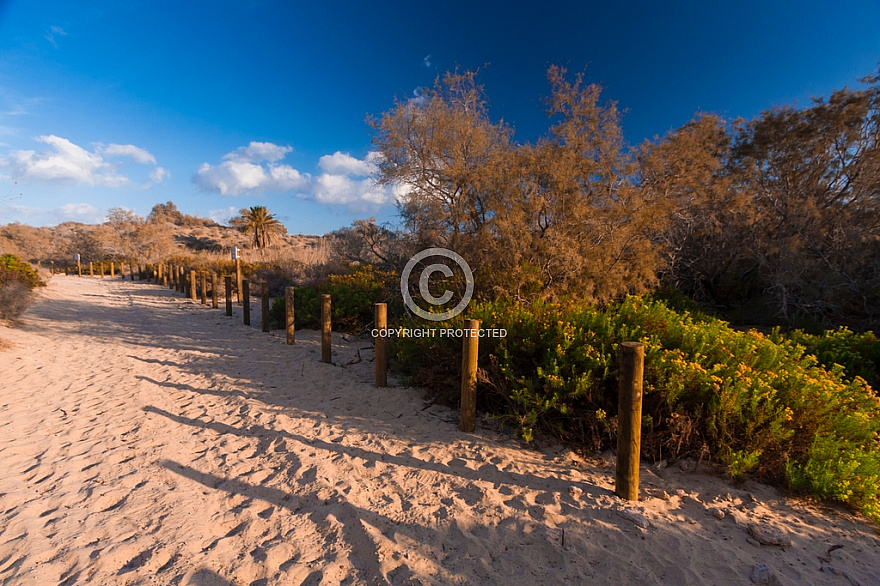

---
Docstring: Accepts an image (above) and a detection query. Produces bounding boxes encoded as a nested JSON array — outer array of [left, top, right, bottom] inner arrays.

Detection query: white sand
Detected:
[[0, 275, 878, 585]]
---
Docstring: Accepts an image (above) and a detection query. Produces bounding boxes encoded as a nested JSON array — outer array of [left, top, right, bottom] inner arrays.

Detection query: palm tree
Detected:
[[240, 206, 283, 251]]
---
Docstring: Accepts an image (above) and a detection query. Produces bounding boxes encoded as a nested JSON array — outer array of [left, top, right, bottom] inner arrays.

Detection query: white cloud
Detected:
[[224, 141, 292, 163], [149, 166, 169, 183], [0, 135, 165, 188], [208, 206, 239, 225], [195, 143, 400, 212], [318, 151, 375, 176], [193, 142, 307, 196], [101, 143, 157, 165]]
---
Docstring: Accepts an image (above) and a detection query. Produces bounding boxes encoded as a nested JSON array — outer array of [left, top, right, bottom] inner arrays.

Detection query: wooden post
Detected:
[[190, 270, 197, 301], [235, 258, 243, 304], [89, 261, 94, 277], [110, 262, 115, 278], [200, 272, 207, 305], [131, 262, 136, 281], [50, 261, 55, 275], [225, 276, 233, 316], [179, 266, 185, 293], [242, 280, 250, 325], [119, 261, 124, 279], [616, 342, 645, 502], [77, 258, 82, 276], [162, 263, 169, 288], [460, 319, 480, 433], [375, 303, 387, 387], [211, 272, 218, 309], [321, 294, 331, 363], [285, 287, 295, 345], [261, 283, 270, 333], [100, 262, 105, 278]]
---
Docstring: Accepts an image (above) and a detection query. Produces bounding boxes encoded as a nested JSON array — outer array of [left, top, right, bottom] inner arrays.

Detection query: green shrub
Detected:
[[268, 265, 399, 334], [392, 296, 880, 522], [781, 327, 880, 389]]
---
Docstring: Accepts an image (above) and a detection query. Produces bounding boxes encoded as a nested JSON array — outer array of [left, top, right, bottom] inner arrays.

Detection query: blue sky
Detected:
[[0, 0, 878, 235]]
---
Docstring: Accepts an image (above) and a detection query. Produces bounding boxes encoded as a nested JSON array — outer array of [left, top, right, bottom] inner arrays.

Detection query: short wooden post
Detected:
[[178, 266, 185, 293], [242, 279, 250, 325], [615, 342, 645, 501], [211, 272, 219, 309], [110, 262, 115, 278], [89, 261, 94, 277], [200, 272, 207, 305], [77, 258, 82, 276], [190, 270, 197, 301], [321, 294, 331, 363], [225, 276, 233, 316], [285, 287, 295, 345], [261, 283, 270, 333], [460, 319, 480, 432], [374, 303, 388, 387], [100, 262, 105, 278], [235, 258, 243, 304]]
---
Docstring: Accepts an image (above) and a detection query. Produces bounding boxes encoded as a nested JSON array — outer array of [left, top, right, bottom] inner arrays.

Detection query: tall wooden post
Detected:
[[285, 287, 295, 345], [211, 272, 219, 309], [100, 262, 105, 278], [200, 272, 207, 305], [89, 261, 94, 277], [460, 319, 480, 433], [110, 262, 115, 278], [77, 258, 82, 276], [235, 258, 243, 304], [225, 276, 233, 316], [375, 303, 387, 387], [190, 270, 197, 301], [616, 342, 645, 501], [321, 294, 331, 363], [261, 283, 270, 333], [242, 280, 250, 325]]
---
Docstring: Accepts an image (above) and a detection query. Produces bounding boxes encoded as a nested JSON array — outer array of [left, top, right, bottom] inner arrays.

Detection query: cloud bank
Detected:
[[194, 142, 400, 212], [0, 135, 167, 188]]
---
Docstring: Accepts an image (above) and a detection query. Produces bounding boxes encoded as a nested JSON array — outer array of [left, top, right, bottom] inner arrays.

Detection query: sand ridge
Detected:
[[0, 275, 878, 585]]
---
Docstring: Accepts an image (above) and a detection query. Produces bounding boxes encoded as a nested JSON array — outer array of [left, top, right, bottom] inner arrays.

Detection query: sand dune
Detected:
[[0, 276, 878, 585]]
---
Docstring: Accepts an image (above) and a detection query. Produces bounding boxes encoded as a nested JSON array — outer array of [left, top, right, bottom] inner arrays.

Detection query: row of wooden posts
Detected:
[[60, 257, 647, 502]]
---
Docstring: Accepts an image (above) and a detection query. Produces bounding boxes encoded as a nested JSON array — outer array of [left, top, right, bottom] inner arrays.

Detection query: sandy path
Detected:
[[0, 275, 878, 585]]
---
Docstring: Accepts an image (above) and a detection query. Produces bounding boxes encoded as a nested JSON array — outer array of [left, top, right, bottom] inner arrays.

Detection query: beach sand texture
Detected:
[[1, 275, 878, 585]]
